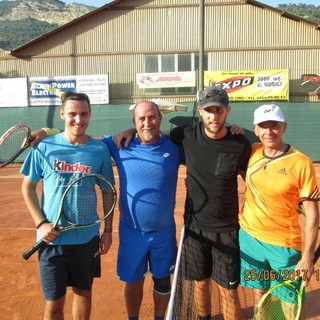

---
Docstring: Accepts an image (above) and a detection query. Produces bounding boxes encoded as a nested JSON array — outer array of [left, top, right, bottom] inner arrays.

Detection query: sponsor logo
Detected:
[[53, 159, 92, 173], [216, 76, 254, 93], [278, 168, 287, 175]]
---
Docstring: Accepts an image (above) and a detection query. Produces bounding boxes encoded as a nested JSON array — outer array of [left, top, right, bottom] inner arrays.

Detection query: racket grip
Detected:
[[22, 239, 46, 260]]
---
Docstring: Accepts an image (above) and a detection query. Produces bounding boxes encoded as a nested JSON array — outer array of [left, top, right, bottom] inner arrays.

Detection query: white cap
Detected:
[[253, 104, 285, 125]]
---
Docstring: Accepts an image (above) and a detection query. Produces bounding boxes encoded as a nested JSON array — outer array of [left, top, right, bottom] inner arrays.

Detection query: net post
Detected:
[[166, 225, 185, 320]]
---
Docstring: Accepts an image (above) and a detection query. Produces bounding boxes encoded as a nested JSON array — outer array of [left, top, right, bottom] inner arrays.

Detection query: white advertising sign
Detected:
[[29, 74, 109, 106], [137, 72, 195, 88], [0, 78, 28, 107]]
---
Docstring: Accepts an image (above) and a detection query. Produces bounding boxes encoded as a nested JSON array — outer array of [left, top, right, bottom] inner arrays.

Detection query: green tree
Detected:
[[0, 18, 59, 49], [278, 4, 320, 24]]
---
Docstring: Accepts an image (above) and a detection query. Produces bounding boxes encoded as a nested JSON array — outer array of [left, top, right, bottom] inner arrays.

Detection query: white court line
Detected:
[[0, 175, 22, 178], [0, 227, 119, 233], [1, 172, 319, 178]]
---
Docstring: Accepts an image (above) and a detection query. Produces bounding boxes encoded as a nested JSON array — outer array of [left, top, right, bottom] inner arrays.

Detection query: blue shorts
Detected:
[[239, 228, 301, 290], [117, 222, 177, 283], [39, 236, 101, 301]]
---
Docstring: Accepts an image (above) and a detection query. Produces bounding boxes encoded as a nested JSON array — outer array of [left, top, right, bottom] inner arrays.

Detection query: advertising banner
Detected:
[[300, 74, 320, 93], [137, 72, 195, 88], [29, 74, 109, 106], [0, 78, 28, 107], [204, 69, 289, 101]]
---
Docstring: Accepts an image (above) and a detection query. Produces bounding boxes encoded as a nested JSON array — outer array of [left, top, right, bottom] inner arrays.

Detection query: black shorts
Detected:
[[39, 236, 101, 301], [181, 227, 240, 289]]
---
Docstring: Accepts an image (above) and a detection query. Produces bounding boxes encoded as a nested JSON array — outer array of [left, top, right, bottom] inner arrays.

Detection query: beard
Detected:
[[204, 121, 225, 135], [142, 132, 154, 142]]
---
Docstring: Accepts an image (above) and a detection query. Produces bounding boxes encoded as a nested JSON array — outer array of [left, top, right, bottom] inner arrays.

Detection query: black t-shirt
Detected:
[[170, 122, 252, 232]]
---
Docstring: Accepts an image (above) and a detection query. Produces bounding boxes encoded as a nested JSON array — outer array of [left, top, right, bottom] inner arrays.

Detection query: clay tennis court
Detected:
[[1, 164, 320, 319]]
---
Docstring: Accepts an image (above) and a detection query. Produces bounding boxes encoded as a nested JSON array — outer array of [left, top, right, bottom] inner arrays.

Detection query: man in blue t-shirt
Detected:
[[103, 101, 185, 320], [21, 92, 115, 320]]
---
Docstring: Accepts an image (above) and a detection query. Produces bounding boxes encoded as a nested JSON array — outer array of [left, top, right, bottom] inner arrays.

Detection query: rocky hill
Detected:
[[0, 0, 97, 49], [1, 1, 319, 50], [0, 0, 96, 24]]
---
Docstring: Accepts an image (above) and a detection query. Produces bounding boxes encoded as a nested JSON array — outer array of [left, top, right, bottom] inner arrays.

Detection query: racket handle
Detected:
[[22, 239, 46, 260]]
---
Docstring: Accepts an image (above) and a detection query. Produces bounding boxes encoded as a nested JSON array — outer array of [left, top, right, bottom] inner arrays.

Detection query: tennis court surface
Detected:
[[1, 164, 319, 319]]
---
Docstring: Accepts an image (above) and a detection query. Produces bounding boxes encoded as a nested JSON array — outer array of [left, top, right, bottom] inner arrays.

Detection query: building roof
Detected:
[[8, 0, 320, 55]]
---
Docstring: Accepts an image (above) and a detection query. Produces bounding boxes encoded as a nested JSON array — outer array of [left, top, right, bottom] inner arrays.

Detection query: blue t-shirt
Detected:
[[21, 133, 115, 245], [103, 135, 184, 231]]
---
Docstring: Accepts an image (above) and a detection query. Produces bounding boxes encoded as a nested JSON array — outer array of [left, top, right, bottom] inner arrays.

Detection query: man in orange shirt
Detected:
[[239, 104, 320, 310]]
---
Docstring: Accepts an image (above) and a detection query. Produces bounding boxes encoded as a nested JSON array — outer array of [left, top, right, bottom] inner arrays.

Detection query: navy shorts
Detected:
[[38, 236, 101, 301], [181, 226, 240, 289]]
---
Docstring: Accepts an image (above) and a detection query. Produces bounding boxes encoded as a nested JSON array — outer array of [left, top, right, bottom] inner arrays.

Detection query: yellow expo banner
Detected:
[[204, 70, 289, 101]]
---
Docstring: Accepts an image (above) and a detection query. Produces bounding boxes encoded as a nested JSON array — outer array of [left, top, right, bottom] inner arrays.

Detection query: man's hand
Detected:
[[295, 257, 314, 287], [100, 232, 112, 254], [229, 124, 244, 135], [29, 129, 47, 146], [112, 128, 136, 149], [37, 222, 60, 243]]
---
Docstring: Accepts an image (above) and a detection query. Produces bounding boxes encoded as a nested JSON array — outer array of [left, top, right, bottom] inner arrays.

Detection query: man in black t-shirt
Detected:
[[170, 87, 252, 320]]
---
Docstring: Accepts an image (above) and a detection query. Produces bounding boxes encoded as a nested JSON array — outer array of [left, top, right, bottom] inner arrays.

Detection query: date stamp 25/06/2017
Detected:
[[244, 269, 320, 282]]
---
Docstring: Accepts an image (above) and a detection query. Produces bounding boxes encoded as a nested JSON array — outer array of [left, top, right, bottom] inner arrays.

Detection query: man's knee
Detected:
[[72, 287, 92, 298], [44, 298, 65, 318], [152, 276, 171, 295]]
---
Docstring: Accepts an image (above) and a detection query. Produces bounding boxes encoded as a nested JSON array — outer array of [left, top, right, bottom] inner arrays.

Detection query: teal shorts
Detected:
[[239, 228, 301, 290]]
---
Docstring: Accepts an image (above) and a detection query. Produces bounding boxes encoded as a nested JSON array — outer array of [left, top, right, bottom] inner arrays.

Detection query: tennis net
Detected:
[[166, 226, 254, 320], [166, 226, 222, 319]]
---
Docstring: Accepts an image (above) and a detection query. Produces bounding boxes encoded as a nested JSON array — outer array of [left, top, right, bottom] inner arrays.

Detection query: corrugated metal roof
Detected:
[[8, 0, 320, 54]]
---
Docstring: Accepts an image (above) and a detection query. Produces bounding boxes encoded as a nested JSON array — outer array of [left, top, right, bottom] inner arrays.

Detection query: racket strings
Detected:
[[255, 284, 300, 320], [22, 174, 116, 260], [62, 176, 115, 226], [0, 127, 29, 164], [101, 188, 116, 219]]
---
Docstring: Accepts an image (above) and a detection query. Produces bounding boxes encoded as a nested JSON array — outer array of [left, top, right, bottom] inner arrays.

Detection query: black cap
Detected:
[[198, 87, 229, 109]]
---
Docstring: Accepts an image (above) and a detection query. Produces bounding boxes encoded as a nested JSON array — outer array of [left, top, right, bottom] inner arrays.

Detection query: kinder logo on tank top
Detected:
[[52, 159, 92, 173]]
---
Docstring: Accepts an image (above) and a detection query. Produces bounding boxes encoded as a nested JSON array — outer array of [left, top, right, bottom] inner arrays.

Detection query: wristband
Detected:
[[104, 229, 113, 233], [42, 128, 62, 136], [36, 220, 48, 229]]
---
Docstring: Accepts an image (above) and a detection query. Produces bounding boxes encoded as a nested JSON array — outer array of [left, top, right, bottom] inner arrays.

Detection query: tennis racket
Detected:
[[254, 244, 320, 320], [0, 124, 32, 168], [22, 173, 117, 260]]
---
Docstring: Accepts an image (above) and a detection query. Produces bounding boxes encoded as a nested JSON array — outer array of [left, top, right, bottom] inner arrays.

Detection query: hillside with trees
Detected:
[[0, 1, 319, 50], [0, 0, 96, 50], [278, 3, 320, 24]]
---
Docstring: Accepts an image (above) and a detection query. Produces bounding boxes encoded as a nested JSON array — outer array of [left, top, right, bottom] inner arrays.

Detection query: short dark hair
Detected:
[[61, 91, 91, 110]]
